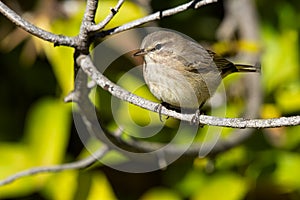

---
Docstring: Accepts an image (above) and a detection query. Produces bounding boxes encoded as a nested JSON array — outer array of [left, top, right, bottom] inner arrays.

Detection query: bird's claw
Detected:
[[191, 109, 204, 127], [154, 104, 164, 122]]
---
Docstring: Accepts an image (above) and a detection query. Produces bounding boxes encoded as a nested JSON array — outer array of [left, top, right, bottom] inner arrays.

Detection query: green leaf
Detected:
[[43, 171, 78, 200], [140, 187, 181, 200], [0, 98, 71, 198], [215, 147, 247, 170], [0, 144, 35, 198], [283, 126, 300, 149], [96, 1, 147, 29], [273, 151, 300, 191], [192, 173, 248, 200], [87, 172, 117, 200], [261, 28, 299, 93], [43, 44, 74, 96], [23, 97, 71, 166], [275, 82, 300, 113], [174, 169, 206, 197]]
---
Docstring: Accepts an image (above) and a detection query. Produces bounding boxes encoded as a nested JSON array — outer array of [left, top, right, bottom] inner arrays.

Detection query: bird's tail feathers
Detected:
[[235, 62, 261, 73]]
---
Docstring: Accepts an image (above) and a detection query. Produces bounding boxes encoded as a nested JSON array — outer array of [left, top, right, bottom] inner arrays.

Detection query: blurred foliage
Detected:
[[0, 0, 299, 200]]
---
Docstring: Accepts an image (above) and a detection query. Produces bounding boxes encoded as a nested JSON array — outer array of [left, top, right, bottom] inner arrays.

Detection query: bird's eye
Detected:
[[155, 43, 162, 50], [149, 43, 162, 52]]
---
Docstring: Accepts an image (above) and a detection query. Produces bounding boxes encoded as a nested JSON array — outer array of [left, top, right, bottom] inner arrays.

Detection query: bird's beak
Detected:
[[133, 49, 146, 57]]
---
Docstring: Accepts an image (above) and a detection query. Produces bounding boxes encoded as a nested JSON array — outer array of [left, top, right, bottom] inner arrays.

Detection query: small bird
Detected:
[[134, 30, 260, 119]]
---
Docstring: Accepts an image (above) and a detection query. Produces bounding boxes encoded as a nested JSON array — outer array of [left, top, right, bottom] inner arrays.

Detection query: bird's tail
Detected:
[[235, 62, 261, 73]]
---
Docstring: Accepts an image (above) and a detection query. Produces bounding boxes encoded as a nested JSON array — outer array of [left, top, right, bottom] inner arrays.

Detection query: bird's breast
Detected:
[[142, 57, 220, 109]]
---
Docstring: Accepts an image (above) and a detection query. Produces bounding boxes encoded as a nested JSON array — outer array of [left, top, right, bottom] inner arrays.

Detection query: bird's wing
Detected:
[[176, 41, 223, 74], [205, 49, 239, 77]]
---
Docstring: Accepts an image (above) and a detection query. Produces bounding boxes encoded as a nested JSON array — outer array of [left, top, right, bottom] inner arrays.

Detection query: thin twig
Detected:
[[0, 1, 77, 47], [0, 146, 109, 186], [70, 69, 230, 161], [96, 0, 218, 37], [76, 0, 100, 52], [77, 55, 300, 128], [89, 0, 125, 31]]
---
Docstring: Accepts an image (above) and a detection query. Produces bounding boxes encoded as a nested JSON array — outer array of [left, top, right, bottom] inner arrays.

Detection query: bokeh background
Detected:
[[0, 0, 300, 199]]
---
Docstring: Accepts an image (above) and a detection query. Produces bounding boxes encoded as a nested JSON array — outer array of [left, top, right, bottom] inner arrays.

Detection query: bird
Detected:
[[134, 30, 260, 122]]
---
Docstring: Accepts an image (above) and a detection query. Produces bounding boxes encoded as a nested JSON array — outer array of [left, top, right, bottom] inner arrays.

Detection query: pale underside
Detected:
[[143, 53, 222, 109]]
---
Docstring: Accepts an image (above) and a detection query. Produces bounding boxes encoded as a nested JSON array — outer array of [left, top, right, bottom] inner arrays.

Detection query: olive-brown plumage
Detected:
[[134, 30, 260, 110]]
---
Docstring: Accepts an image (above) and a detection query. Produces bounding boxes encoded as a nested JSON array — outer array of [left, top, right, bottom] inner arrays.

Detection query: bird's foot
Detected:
[[154, 102, 172, 122], [154, 103, 163, 122], [154, 104, 164, 122], [191, 109, 204, 127]]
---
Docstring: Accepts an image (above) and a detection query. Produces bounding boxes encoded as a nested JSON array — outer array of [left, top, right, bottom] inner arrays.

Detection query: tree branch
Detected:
[[0, 0, 218, 47], [77, 0, 99, 51], [1, 0, 299, 189], [89, 0, 125, 32], [77, 55, 300, 128], [96, 0, 218, 37], [66, 68, 249, 166], [0, 146, 109, 186], [0, 1, 77, 47]]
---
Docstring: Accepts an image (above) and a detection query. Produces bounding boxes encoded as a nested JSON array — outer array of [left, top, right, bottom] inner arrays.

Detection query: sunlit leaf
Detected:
[[215, 147, 247, 170], [275, 82, 300, 113], [140, 187, 181, 200], [0, 144, 36, 198], [23, 98, 71, 166], [192, 173, 248, 200], [283, 126, 300, 149], [261, 28, 299, 93], [96, 0, 147, 29], [87, 172, 117, 200], [261, 104, 281, 119], [273, 152, 300, 191], [43, 1, 86, 96], [43, 171, 78, 200], [174, 169, 206, 197], [0, 98, 71, 198], [43, 43, 74, 96]]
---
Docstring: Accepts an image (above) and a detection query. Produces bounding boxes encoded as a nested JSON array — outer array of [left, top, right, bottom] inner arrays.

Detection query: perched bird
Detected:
[[134, 30, 260, 118]]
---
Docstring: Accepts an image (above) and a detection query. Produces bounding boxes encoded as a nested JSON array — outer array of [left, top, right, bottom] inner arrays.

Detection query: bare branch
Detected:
[[96, 0, 218, 36], [0, 1, 77, 47], [1, 0, 299, 189], [77, 0, 99, 51], [69, 68, 247, 160], [0, 146, 109, 186], [82, 0, 99, 24], [89, 0, 125, 32], [77, 55, 300, 128]]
